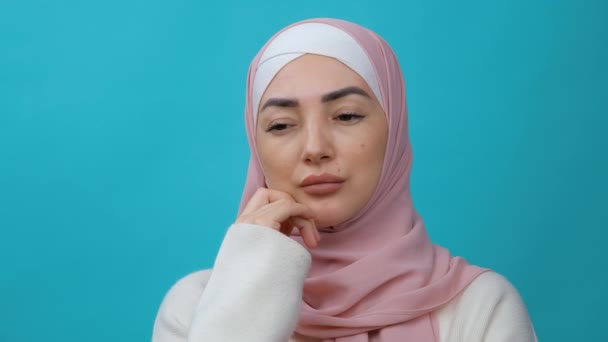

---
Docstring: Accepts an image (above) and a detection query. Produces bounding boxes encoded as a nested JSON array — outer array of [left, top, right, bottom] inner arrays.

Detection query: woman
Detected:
[[152, 18, 537, 341]]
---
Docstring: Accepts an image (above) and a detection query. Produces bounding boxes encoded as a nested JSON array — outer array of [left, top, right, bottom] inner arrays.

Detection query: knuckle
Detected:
[[276, 198, 290, 206], [251, 217, 266, 226], [255, 187, 267, 196]]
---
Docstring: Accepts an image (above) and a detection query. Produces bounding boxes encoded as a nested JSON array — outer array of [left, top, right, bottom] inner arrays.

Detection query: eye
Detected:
[[335, 112, 365, 122], [266, 122, 291, 132]]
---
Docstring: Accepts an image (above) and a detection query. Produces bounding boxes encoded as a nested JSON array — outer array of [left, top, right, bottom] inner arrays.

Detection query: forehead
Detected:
[[261, 54, 375, 101]]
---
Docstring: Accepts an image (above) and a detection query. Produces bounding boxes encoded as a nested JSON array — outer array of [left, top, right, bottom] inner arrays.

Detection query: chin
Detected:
[[307, 202, 351, 229], [290, 190, 359, 228]]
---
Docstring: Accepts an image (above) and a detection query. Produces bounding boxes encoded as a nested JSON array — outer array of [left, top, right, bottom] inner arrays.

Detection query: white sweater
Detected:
[[153, 224, 537, 342]]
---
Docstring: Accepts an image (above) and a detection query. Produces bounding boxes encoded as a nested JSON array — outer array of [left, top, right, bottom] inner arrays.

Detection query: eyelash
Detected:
[[335, 112, 365, 121], [265, 112, 365, 132], [266, 123, 290, 132]]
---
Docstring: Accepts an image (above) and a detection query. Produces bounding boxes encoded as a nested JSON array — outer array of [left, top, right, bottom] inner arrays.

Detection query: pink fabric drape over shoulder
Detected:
[[238, 18, 488, 342]]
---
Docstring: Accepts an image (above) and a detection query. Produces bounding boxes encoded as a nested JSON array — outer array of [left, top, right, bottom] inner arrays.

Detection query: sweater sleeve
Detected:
[[152, 223, 312, 342], [436, 271, 538, 342]]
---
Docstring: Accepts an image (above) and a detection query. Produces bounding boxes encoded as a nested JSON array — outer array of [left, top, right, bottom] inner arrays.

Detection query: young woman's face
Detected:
[[255, 54, 388, 228]]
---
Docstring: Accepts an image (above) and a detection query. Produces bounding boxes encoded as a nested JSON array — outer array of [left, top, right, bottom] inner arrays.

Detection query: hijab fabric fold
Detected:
[[239, 18, 488, 342]]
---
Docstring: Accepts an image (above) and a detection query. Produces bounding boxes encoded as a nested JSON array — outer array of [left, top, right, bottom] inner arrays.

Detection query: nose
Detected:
[[302, 120, 334, 164]]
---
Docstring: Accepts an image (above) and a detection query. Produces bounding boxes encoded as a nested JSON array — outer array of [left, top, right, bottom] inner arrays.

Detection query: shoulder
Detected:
[[153, 270, 213, 340], [436, 271, 518, 325], [460, 271, 521, 304], [436, 271, 537, 342]]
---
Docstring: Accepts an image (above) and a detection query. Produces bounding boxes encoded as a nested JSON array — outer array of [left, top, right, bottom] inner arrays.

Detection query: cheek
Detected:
[[352, 131, 385, 164], [257, 140, 298, 187], [357, 128, 387, 179]]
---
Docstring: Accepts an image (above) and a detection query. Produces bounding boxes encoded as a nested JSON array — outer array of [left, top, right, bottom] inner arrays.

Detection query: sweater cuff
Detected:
[[188, 223, 312, 341], [215, 223, 312, 280]]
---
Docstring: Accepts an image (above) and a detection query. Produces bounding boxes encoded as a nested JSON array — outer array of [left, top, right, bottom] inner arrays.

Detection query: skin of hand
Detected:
[[236, 187, 321, 249]]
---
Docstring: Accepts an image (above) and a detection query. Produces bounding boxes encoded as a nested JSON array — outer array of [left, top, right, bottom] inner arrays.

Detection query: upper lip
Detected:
[[299, 173, 345, 187]]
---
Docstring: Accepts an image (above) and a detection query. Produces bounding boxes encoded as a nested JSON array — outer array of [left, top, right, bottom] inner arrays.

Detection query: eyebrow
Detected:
[[321, 86, 371, 102], [260, 98, 298, 112], [260, 86, 371, 112]]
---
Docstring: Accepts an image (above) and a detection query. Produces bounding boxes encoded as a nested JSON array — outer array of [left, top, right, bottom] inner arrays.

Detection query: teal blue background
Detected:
[[0, 0, 606, 340]]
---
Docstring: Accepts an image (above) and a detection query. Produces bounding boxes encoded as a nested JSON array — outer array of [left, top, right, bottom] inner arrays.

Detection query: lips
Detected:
[[299, 173, 345, 196]]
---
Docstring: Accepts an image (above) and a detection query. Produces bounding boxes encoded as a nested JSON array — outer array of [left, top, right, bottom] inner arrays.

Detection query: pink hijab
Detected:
[[239, 18, 488, 341]]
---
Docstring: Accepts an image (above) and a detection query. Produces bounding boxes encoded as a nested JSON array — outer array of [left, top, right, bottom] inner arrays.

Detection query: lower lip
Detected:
[[301, 182, 344, 195]]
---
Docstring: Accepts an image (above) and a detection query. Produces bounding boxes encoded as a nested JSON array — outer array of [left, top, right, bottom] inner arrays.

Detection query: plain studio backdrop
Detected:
[[0, 0, 606, 341]]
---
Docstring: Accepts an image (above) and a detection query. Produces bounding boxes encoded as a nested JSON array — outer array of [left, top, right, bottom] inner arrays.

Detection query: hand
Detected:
[[236, 188, 321, 249]]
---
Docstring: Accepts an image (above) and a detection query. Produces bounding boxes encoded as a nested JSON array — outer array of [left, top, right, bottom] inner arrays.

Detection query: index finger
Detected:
[[239, 188, 296, 216]]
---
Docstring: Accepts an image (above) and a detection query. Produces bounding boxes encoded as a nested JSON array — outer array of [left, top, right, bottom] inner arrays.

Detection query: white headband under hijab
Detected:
[[252, 23, 383, 123]]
